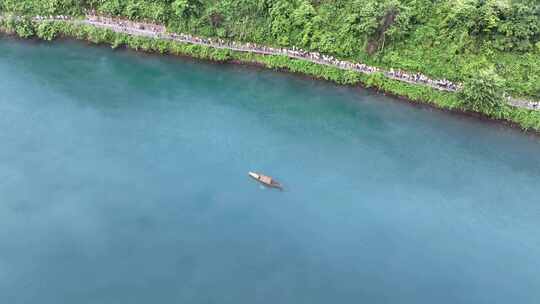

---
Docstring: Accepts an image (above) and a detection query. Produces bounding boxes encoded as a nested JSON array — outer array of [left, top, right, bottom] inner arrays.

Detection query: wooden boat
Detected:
[[248, 172, 283, 190]]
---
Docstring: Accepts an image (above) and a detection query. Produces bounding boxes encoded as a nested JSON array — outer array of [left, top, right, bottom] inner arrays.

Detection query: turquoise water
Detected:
[[1, 38, 539, 304]]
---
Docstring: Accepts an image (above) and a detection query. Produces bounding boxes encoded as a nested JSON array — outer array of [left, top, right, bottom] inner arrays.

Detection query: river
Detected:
[[1, 38, 539, 304]]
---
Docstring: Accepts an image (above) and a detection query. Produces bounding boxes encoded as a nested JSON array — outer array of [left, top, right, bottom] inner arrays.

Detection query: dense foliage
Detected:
[[1, 0, 540, 130], [459, 68, 505, 115], [1, 0, 539, 98]]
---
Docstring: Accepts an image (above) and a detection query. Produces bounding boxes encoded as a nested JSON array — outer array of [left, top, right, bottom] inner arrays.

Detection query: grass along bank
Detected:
[[1, 15, 540, 131]]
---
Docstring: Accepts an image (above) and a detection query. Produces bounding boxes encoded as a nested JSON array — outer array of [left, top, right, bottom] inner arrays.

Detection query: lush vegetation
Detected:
[[1, 0, 538, 98], [459, 67, 506, 115], [1, 0, 540, 131]]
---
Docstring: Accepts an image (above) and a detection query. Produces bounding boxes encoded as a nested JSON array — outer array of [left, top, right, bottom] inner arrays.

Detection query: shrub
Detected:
[[459, 68, 505, 114], [36, 21, 59, 41], [15, 18, 34, 38], [365, 72, 385, 88]]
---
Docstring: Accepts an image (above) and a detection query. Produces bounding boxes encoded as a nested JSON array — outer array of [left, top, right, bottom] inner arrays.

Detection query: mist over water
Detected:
[[1, 38, 539, 304]]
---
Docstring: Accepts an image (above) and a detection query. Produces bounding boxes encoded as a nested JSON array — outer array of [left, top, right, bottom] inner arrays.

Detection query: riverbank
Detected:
[[2, 15, 540, 131]]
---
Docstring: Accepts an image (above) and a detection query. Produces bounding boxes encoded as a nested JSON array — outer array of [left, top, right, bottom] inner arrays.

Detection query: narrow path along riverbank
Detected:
[[82, 15, 460, 92], [81, 16, 540, 111], [3, 14, 539, 111]]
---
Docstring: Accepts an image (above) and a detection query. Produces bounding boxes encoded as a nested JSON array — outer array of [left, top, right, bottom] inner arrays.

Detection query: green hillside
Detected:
[[1, 0, 538, 100]]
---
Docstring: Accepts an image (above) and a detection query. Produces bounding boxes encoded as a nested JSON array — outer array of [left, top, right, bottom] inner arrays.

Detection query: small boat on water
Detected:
[[249, 172, 283, 190]]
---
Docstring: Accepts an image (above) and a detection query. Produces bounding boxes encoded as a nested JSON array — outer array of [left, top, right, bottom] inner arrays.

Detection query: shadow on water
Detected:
[[3, 37, 540, 175], [4, 38, 539, 128]]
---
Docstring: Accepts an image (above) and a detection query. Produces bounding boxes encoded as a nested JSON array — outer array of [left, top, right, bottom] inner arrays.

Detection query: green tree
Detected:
[[172, 0, 202, 20], [15, 18, 34, 38], [36, 21, 59, 40], [99, 0, 123, 15], [459, 68, 505, 114], [291, 0, 316, 47]]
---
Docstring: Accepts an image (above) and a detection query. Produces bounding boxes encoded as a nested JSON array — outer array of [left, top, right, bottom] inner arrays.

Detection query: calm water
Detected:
[[1, 38, 539, 304]]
